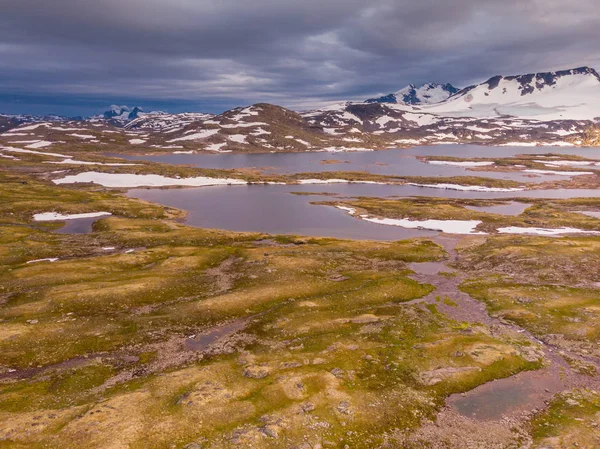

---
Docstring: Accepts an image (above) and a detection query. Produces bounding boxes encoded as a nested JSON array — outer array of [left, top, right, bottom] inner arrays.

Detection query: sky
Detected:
[[1, 0, 599, 116]]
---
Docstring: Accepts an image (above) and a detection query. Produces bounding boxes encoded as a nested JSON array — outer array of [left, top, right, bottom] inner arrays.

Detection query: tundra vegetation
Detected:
[[1, 150, 600, 448]]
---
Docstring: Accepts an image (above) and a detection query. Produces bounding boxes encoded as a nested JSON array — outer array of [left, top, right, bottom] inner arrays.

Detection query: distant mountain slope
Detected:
[[366, 83, 459, 105], [98, 105, 167, 126], [0, 115, 33, 133], [423, 67, 600, 120], [151, 103, 383, 153], [2, 66, 599, 152], [0, 114, 70, 132], [103, 105, 143, 121], [125, 112, 214, 133]]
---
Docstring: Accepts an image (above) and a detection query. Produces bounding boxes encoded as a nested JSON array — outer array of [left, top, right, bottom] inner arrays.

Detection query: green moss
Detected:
[[0, 364, 114, 412], [0, 158, 584, 448], [461, 280, 600, 345], [138, 351, 157, 364], [442, 297, 458, 307], [530, 390, 600, 446]]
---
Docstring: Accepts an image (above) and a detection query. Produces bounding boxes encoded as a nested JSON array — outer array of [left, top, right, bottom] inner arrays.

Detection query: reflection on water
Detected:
[[115, 144, 600, 184], [450, 369, 564, 420], [185, 320, 247, 351], [452, 380, 532, 420], [408, 262, 451, 275], [128, 185, 437, 241], [54, 216, 102, 234], [465, 202, 531, 216], [127, 183, 600, 240]]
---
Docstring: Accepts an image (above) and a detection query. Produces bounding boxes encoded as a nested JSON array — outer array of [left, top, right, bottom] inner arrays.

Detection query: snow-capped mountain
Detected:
[[423, 67, 600, 120], [125, 112, 214, 132], [366, 83, 459, 105], [94, 105, 176, 127], [2, 66, 600, 152], [103, 105, 146, 121], [0, 113, 70, 132]]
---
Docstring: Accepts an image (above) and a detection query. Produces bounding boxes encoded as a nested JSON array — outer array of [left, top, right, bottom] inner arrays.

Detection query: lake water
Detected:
[[128, 185, 437, 240], [465, 202, 532, 216], [54, 216, 101, 234], [115, 144, 600, 184], [122, 145, 600, 240], [576, 211, 600, 218], [128, 183, 600, 240]]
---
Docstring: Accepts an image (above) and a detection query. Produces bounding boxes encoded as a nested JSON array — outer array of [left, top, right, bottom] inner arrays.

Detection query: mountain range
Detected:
[[420, 66, 600, 121], [2, 66, 600, 152]]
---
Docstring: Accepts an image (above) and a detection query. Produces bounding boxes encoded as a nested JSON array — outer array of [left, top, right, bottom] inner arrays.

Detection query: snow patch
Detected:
[[167, 129, 220, 142], [322, 146, 374, 153], [408, 183, 523, 192], [497, 226, 600, 235], [220, 122, 267, 129], [46, 159, 138, 166], [535, 160, 600, 167], [26, 141, 53, 149], [33, 211, 112, 221], [205, 142, 230, 152], [336, 206, 357, 215], [403, 112, 439, 126], [0, 145, 71, 158], [375, 116, 395, 127], [9, 123, 47, 132], [228, 134, 247, 144], [251, 128, 271, 136], [500, 142, 540, 147], [53, 172, 248, 188], [26, 258, 59, 264], [299, 179, 380, 185], [362, 216, 485, 235], [427, 160, 494, 167], [524, 169, 593, 176], [550, 129, 578, 136], [69, 133, 96, 139], [395, 138, 423, 145]]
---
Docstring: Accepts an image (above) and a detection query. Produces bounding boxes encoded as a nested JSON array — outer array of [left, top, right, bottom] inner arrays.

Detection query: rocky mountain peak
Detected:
[[365, 82, 459, 105]]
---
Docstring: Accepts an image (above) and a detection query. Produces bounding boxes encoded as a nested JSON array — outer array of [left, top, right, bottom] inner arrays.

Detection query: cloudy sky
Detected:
[[1, 0, 599, 116]]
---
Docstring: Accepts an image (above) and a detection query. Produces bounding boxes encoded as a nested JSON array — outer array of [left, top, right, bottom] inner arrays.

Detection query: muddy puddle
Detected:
[[449, 368, 565, 420], [409, 261, 453, 276], [0, 355, 93, 381], [185, 319, 247, 351]]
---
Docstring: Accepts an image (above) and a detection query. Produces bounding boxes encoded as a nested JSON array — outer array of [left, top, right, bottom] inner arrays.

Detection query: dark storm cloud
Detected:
[[1, 0, 599, 115]]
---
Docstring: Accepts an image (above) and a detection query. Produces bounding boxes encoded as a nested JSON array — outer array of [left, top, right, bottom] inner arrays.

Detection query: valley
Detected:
[[1, 65, 600, 449]]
